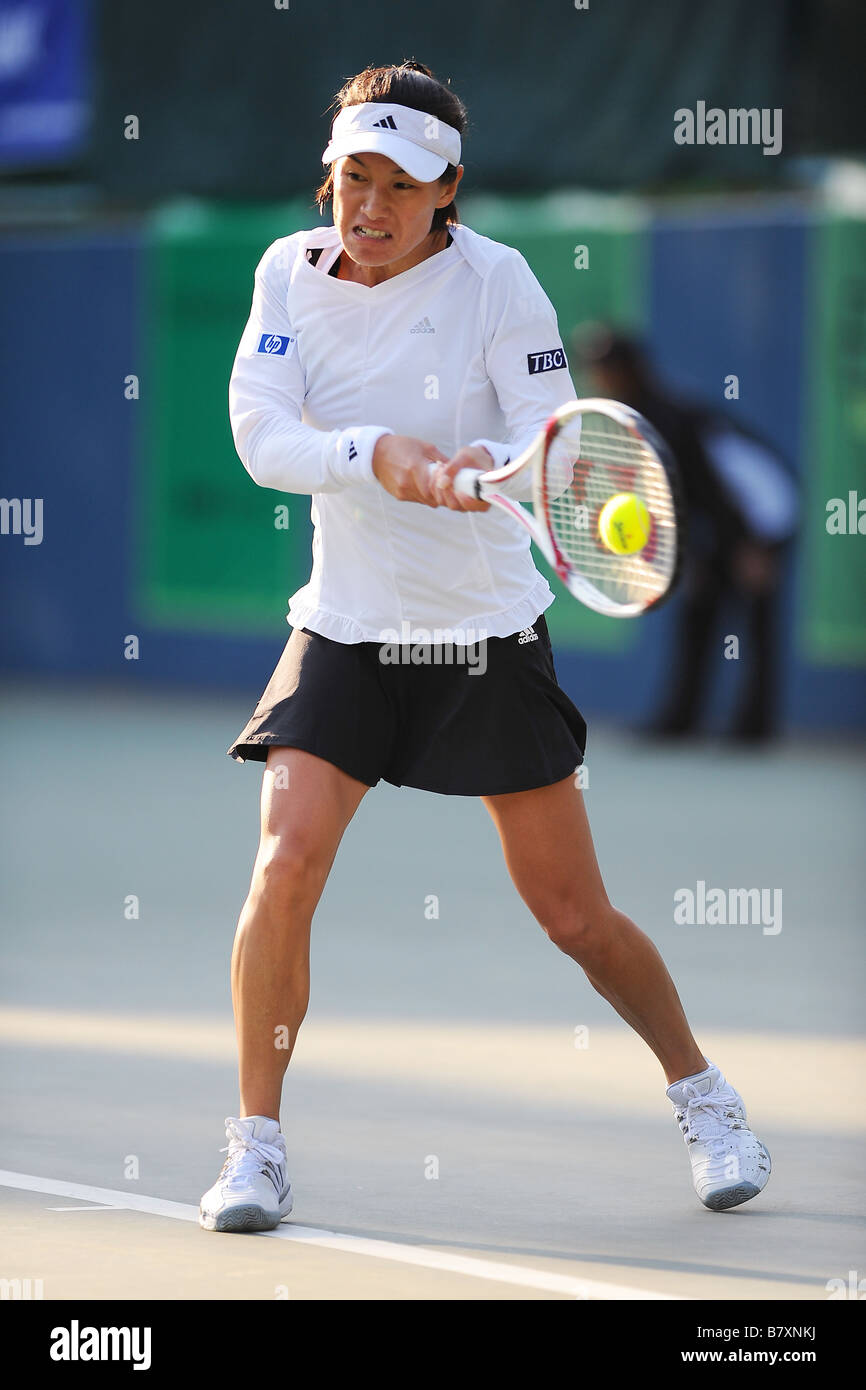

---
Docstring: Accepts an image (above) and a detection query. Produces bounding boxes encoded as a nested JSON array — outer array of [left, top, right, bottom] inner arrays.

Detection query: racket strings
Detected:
[[540, 412, 677, 608]]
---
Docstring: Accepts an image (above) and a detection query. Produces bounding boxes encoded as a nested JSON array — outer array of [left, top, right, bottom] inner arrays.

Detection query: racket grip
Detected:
[[425, 463, 483, 499], [453, 467, 484, 499]]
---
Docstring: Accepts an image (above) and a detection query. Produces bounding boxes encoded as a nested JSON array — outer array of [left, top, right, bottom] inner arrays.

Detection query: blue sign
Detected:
[[0, 0, 89, 168]]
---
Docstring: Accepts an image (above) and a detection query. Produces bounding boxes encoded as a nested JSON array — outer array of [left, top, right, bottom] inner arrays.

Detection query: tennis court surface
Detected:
[[1, 683, 863, 1300]]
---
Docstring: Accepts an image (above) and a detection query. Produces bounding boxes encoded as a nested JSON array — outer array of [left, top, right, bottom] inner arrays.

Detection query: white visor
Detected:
[[322, 101, 461, 183]]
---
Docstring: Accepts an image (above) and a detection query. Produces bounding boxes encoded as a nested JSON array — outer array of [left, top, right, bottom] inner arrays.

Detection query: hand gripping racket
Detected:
[[435, 398, 682, 618]]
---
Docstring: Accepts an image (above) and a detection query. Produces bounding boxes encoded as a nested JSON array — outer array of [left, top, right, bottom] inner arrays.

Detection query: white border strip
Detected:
[[0, 1169, 679, 1301]]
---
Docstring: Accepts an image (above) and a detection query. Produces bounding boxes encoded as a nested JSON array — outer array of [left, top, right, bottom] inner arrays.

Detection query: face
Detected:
[[332, 151, 462, 278], [590, 360, 636, 403]]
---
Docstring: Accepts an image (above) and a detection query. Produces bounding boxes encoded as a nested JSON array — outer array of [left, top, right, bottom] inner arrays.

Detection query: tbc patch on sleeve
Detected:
[[527, 348, 567, 374]]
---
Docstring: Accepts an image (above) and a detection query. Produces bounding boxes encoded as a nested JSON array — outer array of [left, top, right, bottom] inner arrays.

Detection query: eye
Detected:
[[395, 182, 416, 190]]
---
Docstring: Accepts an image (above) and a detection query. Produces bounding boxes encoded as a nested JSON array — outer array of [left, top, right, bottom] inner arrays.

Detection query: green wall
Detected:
[[801, 217, 866, 664], [137, 201, 317, 636]]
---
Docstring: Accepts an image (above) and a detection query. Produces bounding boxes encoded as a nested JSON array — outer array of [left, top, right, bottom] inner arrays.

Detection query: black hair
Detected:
[[573, 325, 650, 376]]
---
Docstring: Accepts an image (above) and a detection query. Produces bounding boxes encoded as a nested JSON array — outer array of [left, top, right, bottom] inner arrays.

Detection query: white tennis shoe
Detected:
[[199, 1115, 293, 1232], [667, 1062, 771, 1211]]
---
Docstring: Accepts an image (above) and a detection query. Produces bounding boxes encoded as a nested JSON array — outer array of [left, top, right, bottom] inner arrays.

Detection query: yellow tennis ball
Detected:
[[598, 493, 651, 555]]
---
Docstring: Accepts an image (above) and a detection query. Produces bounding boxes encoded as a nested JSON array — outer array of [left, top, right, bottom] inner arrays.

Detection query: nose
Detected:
[[360, 186, 389, 221]]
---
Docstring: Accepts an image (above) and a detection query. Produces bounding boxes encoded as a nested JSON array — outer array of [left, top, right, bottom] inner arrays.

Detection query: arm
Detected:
[[434, 249, 577, 507], [228, 239, 394, 494]]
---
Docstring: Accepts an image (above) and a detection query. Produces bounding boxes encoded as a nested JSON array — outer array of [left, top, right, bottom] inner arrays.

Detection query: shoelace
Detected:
[[218, 1118, 286, 1191], [678, 1082, 745, 1154]]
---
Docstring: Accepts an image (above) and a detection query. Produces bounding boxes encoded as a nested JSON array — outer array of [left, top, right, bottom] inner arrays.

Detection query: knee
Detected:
[[250, 835, 329, 912], [538, 897, 617, 961]]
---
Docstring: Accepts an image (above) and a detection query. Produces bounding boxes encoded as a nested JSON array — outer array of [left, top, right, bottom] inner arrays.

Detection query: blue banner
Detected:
[[0, 0, 89, 167]]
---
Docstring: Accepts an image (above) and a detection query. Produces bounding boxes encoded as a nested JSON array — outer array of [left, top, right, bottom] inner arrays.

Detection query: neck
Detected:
[[337, 226, 451, 286]]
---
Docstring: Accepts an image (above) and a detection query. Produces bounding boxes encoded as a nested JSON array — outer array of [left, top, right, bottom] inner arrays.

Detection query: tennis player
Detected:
[[199, 61, 770, 1233]]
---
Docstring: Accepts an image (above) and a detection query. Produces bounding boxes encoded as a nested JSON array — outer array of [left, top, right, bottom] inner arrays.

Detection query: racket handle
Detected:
[[425, 463, 484, 500], [453, 467, 484, 499]]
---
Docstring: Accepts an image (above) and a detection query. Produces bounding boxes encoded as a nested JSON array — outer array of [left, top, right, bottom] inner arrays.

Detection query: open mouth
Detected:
[[353, 225, 392, 241]]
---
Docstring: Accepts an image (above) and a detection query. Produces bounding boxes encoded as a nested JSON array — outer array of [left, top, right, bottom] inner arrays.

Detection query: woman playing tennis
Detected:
[[199, 61, 770, 1232]]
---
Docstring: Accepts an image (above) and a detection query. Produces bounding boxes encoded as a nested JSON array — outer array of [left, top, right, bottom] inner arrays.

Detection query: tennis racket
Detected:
[[433, 398, 682, 618]]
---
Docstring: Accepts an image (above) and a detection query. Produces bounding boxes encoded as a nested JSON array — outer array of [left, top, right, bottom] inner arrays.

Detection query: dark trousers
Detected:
[[653, 550, 783, 739]]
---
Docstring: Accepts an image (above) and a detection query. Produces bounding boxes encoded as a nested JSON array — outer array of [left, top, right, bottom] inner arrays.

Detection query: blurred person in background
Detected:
[[574, 327, 798, 743]]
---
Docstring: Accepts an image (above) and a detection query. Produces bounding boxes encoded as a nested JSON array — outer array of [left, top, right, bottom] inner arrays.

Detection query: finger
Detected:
[[437, 454, 474, 479], [446, 463, 492, 511], [416, 459, 446, 506], [434, 454, 492, 508], [440, 474, 490, 512], [459, 493, 491, 512], [440, 445, 493, 475], [419, 449, 449, 506], [440, 480, 468, 510], [429, 454, 491, 511], [429, 465, 457, 509]]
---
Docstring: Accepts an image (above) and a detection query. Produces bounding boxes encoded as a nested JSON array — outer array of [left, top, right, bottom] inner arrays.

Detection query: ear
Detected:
[[435, 163, 463, 207]]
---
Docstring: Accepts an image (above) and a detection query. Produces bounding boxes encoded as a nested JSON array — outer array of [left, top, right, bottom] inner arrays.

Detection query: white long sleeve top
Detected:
[[228, 221, 576, 642]]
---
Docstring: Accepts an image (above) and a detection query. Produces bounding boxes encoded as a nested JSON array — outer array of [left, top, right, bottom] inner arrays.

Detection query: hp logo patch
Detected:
[[257, 333, 295, 356]]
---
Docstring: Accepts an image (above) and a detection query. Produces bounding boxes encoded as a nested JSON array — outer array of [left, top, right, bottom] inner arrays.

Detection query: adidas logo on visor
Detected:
[[322, 103, 462, 174]]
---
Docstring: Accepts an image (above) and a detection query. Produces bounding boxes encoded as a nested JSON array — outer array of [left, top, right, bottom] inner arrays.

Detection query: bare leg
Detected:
[[231, 747, 369, 1119], [482, 776, 706, 1086]]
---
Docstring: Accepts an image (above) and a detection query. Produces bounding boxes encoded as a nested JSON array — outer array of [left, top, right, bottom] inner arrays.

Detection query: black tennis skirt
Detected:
[[228, 613, 587, 797]]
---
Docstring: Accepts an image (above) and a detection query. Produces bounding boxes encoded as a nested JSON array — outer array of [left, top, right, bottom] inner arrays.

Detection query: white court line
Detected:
[[0, 1169, 680, 1301], [47, 1205, 119, 1212]]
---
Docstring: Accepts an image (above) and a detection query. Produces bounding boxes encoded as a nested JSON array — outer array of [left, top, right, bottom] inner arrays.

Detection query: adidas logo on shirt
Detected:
[[372, 114, 398, 129], [517, 626, 538, 644], [410, 317, 435, 334]]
